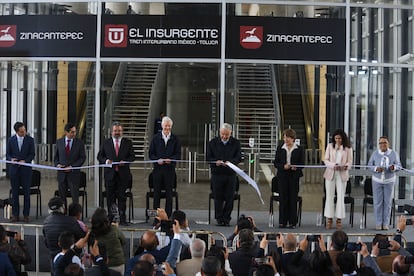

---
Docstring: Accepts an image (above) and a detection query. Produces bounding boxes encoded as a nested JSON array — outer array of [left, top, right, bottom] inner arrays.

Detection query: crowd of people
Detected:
[[2, 191, 414, 276]]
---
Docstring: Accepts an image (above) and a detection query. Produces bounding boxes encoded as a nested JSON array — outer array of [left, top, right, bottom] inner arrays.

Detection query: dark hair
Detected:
[[202, 256, 222, 276], [237, 214, 254, 231], [133, 260, 154, 276], [238, 228, 254, 249], [331, 129, 351, 148], [91, 208, 111, 236], [68, 203, 82, 217], [0, 225, 6, 241], [255, 264, 275, 276], [336, 251, 357, 274], [308, 248, 334, 275], [206, 246, 226, 269], [58, 231, 75, 250], [64, 263, 84, 276], [171, 210, 187, 227], [13, 122, 25, 132], [331, 230, 348, 251], [112, 121, 122, 127], [64, 123, 76, 133]]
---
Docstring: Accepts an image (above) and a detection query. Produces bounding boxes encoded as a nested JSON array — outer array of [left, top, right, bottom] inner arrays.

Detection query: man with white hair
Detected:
[[176, 238, 206, 276], [149, 116, 181, 217], [207, 123, 242, 226]]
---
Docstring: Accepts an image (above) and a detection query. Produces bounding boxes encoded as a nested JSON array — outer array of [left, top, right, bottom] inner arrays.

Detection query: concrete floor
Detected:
[[1, 164, 413, 274]]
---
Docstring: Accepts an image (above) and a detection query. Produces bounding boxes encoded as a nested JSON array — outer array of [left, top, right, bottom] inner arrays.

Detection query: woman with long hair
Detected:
[[323, 129, 353, 230], [90, 208, 126, 274]]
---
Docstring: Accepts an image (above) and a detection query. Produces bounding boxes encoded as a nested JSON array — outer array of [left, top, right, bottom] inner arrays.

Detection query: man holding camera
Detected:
[[0, 224, 32, 276]]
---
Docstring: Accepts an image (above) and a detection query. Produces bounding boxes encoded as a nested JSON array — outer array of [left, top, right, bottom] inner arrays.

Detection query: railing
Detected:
[[104, 63, 126, 134], [0, 222, 228, 275]]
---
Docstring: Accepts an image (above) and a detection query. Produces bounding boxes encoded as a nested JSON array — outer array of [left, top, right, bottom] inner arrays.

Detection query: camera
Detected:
[[155, 263, 166, 272], [405, 256, 414, 264], [407, 218, 413, 225], [109, 203, 120, 224], [346, 242, 362, 251], [6, 231, 16, 237], [307, 235, 320, 242], [266, 233, 279, 240], [254, 257, 268, 266], [147, 209, 157, 218], [378, 239, 390, 249]]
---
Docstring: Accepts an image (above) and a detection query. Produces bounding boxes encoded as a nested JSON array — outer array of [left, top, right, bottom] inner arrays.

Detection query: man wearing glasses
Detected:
[[54, 123, 86, 207]]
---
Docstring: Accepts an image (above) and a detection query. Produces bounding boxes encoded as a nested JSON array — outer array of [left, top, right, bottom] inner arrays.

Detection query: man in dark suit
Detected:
[[6, 122, 35, 222], [97, 122, 135, 225], [149, 116, 181, 217], [207, 123, 242, 226], [54, 123, 86, 207]]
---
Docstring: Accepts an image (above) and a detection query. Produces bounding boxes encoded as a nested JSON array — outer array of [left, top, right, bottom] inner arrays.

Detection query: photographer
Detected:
[[228, 214, 262, 248], [154, 208, 192, 249], [0, 225, 31, 276]]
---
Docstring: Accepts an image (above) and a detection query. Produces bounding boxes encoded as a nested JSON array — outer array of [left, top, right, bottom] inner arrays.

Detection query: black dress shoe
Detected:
[[216, 221, 225, 226], [279, 224, 286, 228], [288, 224, 296, 229], [224, 221, 230, 226], [120, 221, 130, 226]]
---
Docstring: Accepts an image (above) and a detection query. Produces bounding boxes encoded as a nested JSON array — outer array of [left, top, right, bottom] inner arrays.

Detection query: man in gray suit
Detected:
[[54, 123, 86, 207]]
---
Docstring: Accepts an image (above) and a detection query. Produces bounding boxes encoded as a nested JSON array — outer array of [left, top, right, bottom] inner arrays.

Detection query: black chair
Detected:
[[208, 177, 241, 225], [269, 176, 302, 227], [145, 172, 179, 222], [102, 176, 134, 223], [322, 179, 354, 227], [362, 178, 395, 228], [54, 171, 87, 218], [9, 169, 42, 218]]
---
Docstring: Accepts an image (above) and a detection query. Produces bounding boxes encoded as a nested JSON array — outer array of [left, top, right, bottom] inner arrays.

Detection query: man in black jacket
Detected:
[[149, 116, 181, 217], [207, 123, 242, 226], [97, 121, 135, 225], [42, 197, 86, 273]]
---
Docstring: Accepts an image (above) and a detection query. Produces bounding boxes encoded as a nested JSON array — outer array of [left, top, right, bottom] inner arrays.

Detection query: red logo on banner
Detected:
[[0, 25, 17, 48], [240, 26, 263, 49], [105, 25, 127, 48]]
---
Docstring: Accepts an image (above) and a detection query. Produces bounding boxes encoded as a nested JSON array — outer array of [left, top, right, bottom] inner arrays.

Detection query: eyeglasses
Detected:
[[379, 142, 387, 144]]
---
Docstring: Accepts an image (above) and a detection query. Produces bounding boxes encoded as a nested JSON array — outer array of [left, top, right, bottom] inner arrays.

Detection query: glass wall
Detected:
[[1, 0, 414, 203]]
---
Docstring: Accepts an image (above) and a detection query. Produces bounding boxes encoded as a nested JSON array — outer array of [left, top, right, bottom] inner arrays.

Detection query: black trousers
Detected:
[[211, 174, 236, 223], [152, 168, 175, 217], [105, 172, 127, 221], [58, 174, 79, 208], [278, 172, 299, 226]]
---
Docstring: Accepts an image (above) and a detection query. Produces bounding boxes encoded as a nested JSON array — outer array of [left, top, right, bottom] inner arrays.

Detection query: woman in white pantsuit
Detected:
[[323, 129, 353, 230]]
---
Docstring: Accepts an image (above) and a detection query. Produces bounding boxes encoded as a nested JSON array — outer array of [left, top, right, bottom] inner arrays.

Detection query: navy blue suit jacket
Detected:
[[6, 134, 35, 177]]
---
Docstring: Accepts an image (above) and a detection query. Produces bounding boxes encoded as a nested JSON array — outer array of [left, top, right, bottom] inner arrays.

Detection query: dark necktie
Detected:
[[65, 140, 71, 156]]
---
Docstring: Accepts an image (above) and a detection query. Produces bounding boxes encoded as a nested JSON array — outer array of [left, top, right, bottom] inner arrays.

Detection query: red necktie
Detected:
[[65, 140, 71, 156], [115, 139, 119, 156]]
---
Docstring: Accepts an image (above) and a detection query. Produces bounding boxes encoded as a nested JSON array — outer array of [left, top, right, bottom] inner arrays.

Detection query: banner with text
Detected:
[[0, 15, 97, 57], [226, 16, 346, 61], [101, 15, 221, 58]]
